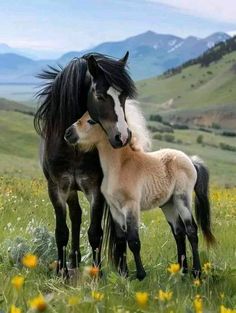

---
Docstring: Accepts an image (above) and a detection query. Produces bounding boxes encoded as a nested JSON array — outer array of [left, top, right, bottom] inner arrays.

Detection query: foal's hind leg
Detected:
[[161, 203, 188, 273], [174, 193, 201, 277], [67, 191, 82, 268], [48, 180, 70, 274]]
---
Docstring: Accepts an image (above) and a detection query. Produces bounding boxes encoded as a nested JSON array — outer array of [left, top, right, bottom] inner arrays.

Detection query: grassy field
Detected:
[[0, 175, 235, 312], [1, 51, 236, 313]]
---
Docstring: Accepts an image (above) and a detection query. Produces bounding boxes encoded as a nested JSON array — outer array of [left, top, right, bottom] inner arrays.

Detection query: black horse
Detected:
[[34, 52, 137, 274]]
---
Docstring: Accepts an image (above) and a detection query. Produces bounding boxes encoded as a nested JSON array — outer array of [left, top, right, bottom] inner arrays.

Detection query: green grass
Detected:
[[0, 176, 235, 312]]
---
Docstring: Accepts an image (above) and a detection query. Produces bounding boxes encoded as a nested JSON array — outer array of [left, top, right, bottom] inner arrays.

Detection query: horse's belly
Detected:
[[141, 184, 173, 211]]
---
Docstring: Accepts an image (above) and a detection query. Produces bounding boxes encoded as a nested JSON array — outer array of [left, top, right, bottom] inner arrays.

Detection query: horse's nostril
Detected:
[[115, 134, 121, 143]]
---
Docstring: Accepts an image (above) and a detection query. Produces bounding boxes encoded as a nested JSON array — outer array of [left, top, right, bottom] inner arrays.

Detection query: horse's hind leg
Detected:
[[161, 203, 188, 273], [174, 193, 201, 277], [48, 180, 69, 274], [67, 191, 82, 268]]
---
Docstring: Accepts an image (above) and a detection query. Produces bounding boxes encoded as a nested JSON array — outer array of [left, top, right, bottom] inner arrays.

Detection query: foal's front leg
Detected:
[[126, 211, 146, 281]]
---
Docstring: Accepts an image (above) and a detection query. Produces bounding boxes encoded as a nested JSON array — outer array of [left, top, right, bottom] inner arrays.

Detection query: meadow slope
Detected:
[[137, 51, 236, 130]]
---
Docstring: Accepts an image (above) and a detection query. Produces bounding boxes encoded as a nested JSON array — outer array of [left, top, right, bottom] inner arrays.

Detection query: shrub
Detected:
[[149, 114, 163, 122], [153, 133, 162, 141], [221, 131, 236, 137], [196, 135, 203, 144], [172, 123, 189, 130], [219, 142, 236, 152], [147, 125, 159, 132], [163, 134, 175, 143], [212, 122, 221, 129]]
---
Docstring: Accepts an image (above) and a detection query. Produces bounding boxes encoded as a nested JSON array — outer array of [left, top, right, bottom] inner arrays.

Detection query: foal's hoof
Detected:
[[137, 270, 146, 281], [192, 268, 201, 278]]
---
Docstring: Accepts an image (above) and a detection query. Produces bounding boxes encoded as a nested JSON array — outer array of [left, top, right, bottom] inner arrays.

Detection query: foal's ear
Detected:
[[87, 55, 100, 78], [119, 51, 129, 66]]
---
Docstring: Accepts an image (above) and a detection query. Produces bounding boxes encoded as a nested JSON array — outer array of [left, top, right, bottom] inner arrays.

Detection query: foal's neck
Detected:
[[96, 138, 132, 175]]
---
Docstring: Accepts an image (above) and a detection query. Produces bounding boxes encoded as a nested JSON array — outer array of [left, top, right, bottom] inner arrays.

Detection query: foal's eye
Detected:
[[87, 119, 97, 125]]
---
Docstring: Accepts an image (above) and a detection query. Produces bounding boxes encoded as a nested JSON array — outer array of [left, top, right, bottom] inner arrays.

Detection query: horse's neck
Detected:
[[97, 139, 131, 177]]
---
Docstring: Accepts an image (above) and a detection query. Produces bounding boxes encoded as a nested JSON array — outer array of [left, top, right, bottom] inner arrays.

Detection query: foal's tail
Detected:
[[191, 156, 216, 246]]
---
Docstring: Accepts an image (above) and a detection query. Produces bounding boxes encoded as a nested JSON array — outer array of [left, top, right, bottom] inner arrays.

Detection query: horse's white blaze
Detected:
[[107, 86, 129, 144]]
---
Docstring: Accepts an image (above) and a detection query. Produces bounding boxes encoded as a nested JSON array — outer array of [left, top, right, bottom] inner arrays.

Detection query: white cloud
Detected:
[[228, 30, 236, 36], [146, 0, 236, 23]]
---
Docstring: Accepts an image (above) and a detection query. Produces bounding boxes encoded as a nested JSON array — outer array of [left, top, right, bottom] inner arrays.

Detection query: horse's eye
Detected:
[[87, 119, 97, 125], [96, 94, 106, 101]]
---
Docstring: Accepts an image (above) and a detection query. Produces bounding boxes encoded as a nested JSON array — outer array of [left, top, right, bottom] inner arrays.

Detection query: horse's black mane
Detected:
[[34, 53, 137, 139]]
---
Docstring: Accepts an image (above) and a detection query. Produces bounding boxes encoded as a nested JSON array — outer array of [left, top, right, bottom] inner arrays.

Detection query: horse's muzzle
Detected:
[[64, 126, 79, 145]]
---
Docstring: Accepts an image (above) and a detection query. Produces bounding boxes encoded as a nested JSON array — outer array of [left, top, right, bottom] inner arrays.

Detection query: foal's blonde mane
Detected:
[[126, 99, 151, 152]]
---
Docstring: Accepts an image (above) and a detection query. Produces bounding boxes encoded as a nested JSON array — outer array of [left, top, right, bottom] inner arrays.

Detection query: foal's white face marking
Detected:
[[107, 86, 129, 145]]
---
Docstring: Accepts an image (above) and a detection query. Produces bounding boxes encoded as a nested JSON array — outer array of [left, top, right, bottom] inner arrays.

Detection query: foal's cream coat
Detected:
[[74, 112, 196, 228], [68, 108, 213, 279]]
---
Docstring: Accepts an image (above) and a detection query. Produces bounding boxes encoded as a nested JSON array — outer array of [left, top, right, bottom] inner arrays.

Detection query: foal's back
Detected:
[[122, 148, 197, 210]]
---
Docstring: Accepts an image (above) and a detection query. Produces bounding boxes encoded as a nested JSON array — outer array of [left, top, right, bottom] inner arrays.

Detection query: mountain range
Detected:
[[0, 31, 230, 83]]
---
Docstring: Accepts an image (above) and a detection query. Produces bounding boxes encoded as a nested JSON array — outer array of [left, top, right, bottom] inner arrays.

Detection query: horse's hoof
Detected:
[[192, 268, 201, 278], [182, 267, 188, 274], [137, 270, 146, 281], [58, 268, 70, 280]]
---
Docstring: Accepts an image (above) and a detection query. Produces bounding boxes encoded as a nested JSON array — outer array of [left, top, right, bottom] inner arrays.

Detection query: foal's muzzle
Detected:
[[64, 126, 79, 145]]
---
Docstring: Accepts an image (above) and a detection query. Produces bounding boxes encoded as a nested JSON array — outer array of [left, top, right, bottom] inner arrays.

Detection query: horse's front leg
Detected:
[[67, 190, 82, 268], [87, 191, 104, 268], [126, 210, 146, 281], [48, 180, 69, 275]]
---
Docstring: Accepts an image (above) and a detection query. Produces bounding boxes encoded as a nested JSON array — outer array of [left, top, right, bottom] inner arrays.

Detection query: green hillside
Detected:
[[0, 110, 40, 176], [137, 51, 236, 129], [0, 97, 34, 113]]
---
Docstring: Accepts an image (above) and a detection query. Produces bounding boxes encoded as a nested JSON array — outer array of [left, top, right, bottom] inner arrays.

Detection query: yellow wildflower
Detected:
[[22, 253, 38, 269], [68, 295, 80, 306], [11, 275, 24, 289], [10, 305, 22, 313], [193, 295, 203, 313], [135, 292, 148, 306], [203, 262, 212, 274], [29, 294, 47, 312], [167, 263, 180, 275], [220, 305, 236, 313], [91, 291, 104, 301], [156, 289, 173, 301], [193, 279, 201, 287]]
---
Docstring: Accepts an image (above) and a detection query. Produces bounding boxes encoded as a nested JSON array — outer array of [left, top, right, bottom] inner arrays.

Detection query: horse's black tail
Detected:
[[102, 203, 117, 266], [191, 156, 216, 246]]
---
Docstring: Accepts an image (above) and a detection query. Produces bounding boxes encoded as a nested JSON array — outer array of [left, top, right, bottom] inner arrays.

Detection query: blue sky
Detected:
[[0, 0, 235, 57]]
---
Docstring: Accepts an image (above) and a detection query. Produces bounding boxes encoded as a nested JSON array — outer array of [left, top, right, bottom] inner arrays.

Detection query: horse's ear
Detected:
[[87, 55, 99, 78], [119, 51, 129, 66]]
